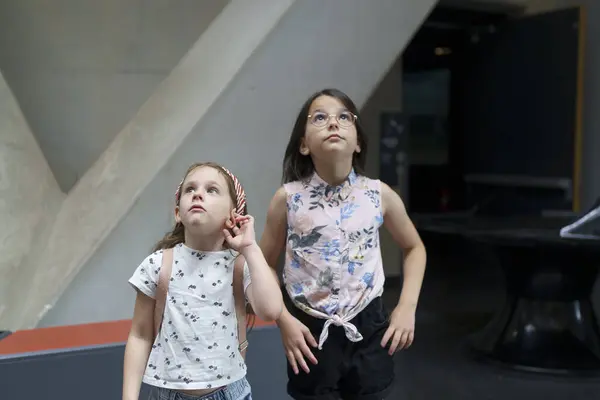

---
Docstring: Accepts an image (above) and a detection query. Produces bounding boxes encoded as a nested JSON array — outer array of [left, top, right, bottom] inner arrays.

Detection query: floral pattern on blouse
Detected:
[[283, 169, 386, 348]]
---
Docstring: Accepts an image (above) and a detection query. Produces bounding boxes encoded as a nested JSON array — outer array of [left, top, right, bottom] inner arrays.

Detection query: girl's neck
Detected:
[[313, 159, 353, 186], [184, 231, 226, 252]]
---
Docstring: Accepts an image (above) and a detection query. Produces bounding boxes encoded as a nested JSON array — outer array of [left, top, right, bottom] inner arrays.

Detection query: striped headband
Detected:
[[175, 166, 247, 215]]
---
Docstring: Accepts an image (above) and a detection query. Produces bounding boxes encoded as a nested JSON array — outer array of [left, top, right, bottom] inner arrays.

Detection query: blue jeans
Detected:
[[148, 377, 252, 400]]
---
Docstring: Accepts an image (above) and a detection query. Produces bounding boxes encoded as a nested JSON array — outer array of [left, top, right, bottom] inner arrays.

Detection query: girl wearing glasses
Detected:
[[259, 88, 427, 400]]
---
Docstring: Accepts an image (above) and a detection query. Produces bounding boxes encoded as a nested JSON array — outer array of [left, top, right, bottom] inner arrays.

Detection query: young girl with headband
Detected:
[[123, 162, 283, 400], [260, 88, 427, 399]]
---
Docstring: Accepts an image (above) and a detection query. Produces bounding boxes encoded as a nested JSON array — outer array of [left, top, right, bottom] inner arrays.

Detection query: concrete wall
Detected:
[[0, 0, 230, 192], [0, 71, 65, 324], [37, 0, 437, 327], [1, 0, 298, 330]]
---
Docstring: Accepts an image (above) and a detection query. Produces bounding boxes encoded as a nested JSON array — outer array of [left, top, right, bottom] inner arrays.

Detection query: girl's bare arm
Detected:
[[122, 290, 155, 400], [233, 258, 248, 359], [259, 186, 319, 374], [241, 244, 284, 321], [381, 183, 426, 309], [259, 187, 296, 324], [259, 187, 287, 278]]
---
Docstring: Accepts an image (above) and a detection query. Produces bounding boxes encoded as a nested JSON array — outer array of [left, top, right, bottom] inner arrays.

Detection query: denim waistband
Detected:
[[150, 376, 251, 400]]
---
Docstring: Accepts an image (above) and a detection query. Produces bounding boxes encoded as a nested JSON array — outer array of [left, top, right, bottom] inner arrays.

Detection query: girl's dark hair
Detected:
[[282, 88, 368, 184]]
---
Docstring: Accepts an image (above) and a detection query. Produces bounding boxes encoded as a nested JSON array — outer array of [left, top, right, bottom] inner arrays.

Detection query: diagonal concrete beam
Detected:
[[0, 70, 65, 325], [1, 0, 295, 330]]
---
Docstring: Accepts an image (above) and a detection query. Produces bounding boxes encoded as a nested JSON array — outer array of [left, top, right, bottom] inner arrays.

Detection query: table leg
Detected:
[[469, 249, 600, 375]]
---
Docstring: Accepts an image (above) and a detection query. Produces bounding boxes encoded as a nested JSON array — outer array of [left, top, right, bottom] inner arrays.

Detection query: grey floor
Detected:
[[381, 235, 600, 399]]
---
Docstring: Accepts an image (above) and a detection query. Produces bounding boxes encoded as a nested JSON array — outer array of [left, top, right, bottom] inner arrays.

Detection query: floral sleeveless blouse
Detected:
[[283, 169, 385, 349]]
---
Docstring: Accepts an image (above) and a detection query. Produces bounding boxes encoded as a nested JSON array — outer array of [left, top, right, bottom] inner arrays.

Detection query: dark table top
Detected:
[[412, 213, 600, 249]]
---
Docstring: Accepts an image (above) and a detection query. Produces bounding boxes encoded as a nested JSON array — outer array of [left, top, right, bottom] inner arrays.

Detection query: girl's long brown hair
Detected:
[[152, 162, 255, 331]]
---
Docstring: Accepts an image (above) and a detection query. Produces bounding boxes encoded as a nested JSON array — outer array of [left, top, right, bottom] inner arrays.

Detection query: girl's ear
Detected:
[[174, 206, 182, 223], [299, 138, 310, 156], [224, 209, 236, 229]]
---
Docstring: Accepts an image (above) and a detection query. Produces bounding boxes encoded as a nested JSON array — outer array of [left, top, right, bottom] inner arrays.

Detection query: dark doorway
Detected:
[[403, 4, 584, 216]]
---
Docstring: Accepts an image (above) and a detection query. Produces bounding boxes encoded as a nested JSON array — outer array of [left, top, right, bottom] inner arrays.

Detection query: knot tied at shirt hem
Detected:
[[317, 314, 363, 349]]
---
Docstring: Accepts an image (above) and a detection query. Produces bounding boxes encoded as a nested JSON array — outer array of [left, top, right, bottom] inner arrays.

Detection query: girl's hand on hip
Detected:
[[381, 303, 415, 355], [224, 211, 256, 251], [278, 313, 319, 374]]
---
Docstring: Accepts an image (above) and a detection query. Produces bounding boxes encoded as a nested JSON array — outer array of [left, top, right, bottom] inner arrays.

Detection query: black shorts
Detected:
[[284, 293, 395, 400]]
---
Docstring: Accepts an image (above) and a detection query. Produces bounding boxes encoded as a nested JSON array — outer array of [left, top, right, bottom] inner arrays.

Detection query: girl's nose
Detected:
[[327, 116, 339, 130], [193, 190, 204, 200]]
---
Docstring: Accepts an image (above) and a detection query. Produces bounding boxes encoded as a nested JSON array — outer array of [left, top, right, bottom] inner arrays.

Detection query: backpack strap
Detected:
[[153, 248, 174, 339]]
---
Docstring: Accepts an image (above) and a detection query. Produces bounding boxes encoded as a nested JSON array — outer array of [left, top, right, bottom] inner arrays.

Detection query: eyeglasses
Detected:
[[307, 111, 357, 128]]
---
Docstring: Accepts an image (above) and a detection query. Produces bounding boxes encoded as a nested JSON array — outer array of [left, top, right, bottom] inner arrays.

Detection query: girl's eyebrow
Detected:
[[185, 180, 222, 189], [181, 181, 197, 192], [204, 180, 222, 188], [311, 107, 349, 114]]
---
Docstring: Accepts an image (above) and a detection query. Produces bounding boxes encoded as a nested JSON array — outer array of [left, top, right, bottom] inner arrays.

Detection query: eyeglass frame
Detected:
[[307, 111, 358, 128]]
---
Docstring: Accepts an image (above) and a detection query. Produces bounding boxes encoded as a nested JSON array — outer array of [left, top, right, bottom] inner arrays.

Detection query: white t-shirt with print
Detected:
[[128, 243, 251, 390]]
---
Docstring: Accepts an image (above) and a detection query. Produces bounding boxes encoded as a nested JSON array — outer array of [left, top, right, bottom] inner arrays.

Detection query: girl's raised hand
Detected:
[[223, 211, 256, 252]]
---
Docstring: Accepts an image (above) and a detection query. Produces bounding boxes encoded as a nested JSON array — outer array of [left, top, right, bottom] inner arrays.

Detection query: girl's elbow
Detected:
[[406, 241, 426, 255], [418, 242, 427, 258], [259, 308, 282, 322], [256, 298, 283, 322]]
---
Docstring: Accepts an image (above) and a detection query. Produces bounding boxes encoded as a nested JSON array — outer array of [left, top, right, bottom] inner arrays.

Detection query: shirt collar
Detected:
[[309, 168, 357, 197]]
